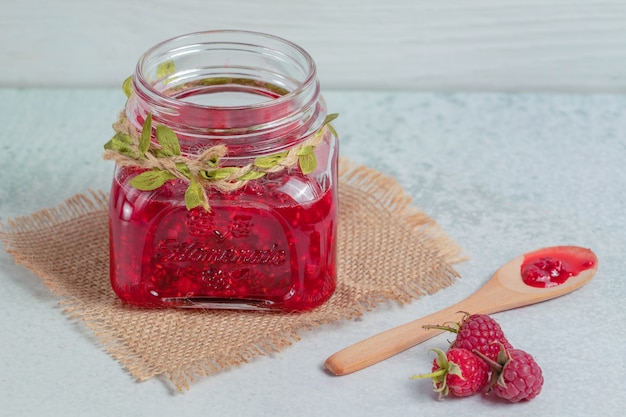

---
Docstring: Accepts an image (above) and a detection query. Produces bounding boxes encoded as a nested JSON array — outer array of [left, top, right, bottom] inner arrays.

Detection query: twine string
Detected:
[[103, 112, 328, 194]]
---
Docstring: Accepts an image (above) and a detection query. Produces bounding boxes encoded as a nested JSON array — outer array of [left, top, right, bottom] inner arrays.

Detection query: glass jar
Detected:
[[107, 30, 338, 311]]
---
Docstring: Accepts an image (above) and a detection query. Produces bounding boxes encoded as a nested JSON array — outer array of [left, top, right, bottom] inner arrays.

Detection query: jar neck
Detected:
[[125, 30, 327, 157]]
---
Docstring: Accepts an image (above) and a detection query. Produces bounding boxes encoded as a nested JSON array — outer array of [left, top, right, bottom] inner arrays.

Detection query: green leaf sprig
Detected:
[[104, 74, 339, 211], [121, 59, 176, 98]]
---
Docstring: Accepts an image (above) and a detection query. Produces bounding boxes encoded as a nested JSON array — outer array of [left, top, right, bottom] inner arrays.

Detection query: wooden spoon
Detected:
[[325, 245, 598, 376]]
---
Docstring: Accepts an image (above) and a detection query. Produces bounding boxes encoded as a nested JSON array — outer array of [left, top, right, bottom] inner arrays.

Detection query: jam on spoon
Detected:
[[520, 246, 596, 288]]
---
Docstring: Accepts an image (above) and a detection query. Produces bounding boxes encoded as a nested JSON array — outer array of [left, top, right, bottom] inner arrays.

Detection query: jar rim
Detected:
[[134, 29, 318, 112]]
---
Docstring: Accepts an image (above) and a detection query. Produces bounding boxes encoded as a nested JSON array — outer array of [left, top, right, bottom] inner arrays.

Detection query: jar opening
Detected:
[[129, 30, 323, 138]]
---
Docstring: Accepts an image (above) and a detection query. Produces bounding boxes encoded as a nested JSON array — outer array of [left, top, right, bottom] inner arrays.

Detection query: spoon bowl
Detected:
[[324, 245, 598, 376]]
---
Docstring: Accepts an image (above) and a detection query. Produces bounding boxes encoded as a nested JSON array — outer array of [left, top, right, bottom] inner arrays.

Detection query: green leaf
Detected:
[[324, 113, 339, 125], [199, 77, 233, 86], [296, 145, 315, 156], [155, 125, 181, 156], [184, 179, 208, 210], [239, 170, 266, 181], [322, 113, 339, 138], [129, 169, 176, 191], [201, 167, 238, 181], [327, 124, 338, 138], [104, 132, 137, 158], [113, 131, 133, 145], [254, 151, 288, 169], [205, 156, 220, 168], [175, 162, 191, 179], [298, 152, 317, 175], [157, 60, 176, 78], [264, 82, 290, 96], [138, 113, 152, 156], [297, 145, 317, 174], [122, 76, 133, 98]]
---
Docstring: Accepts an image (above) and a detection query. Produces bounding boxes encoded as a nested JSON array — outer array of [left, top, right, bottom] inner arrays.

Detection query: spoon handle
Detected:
[[324, 301, 471, 376]]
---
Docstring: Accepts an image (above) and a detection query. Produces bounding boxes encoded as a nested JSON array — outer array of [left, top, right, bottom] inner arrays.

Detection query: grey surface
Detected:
[[1, 88, 625, 416]]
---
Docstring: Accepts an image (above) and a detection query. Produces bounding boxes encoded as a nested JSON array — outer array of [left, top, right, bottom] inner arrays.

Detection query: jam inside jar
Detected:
[[107, 31, 338, 311]]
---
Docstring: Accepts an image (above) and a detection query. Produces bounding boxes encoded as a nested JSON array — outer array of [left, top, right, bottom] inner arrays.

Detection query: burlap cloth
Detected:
[[0, 159, 464, 391]]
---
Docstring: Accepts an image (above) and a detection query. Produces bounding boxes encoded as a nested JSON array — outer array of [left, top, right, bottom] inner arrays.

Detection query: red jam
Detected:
[[520, 247, 596, 288], [109, 160, 337, 311]]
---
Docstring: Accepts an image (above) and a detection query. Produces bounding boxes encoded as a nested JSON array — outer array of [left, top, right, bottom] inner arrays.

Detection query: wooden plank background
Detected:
[[2, 0, 626, 92]]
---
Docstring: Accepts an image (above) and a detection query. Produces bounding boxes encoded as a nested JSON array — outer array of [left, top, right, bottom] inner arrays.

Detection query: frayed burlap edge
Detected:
[[0, 159, 465, 391]]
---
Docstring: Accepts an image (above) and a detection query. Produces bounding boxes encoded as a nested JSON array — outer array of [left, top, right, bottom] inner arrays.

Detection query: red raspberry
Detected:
[[424, 313, 513, 361], [489, 348, 544, 402], [411, 348, 490, 398]]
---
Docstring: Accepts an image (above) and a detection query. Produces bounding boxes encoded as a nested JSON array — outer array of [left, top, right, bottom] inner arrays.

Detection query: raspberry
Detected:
[[424, 313, 513, 361], [489, 348, 544, 402], [473, 345, 544, 402], [411, 348, 490, 398]]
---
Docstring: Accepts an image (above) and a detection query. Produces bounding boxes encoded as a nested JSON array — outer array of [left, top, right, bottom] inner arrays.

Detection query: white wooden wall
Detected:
[[2, 0, 626, 92]]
